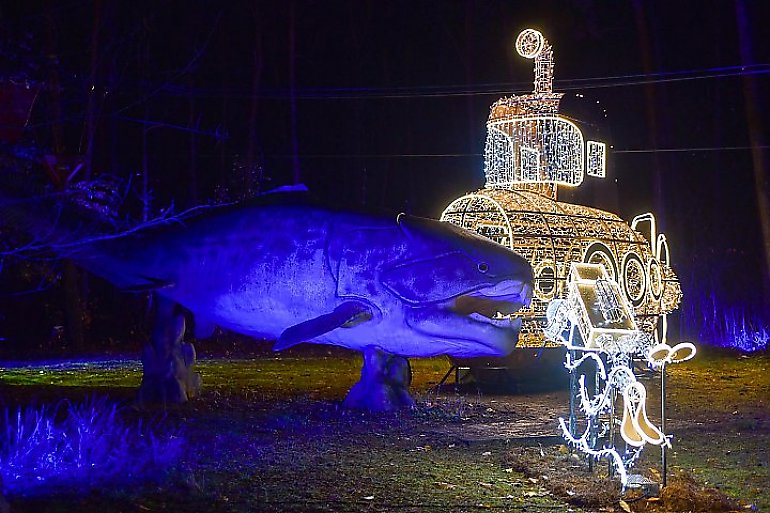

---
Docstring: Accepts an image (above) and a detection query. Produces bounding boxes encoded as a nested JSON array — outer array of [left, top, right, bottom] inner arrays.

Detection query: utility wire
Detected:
[[152, 63, 770, 100], [262, 145, 768, 159], [613, 145, 770, 154]]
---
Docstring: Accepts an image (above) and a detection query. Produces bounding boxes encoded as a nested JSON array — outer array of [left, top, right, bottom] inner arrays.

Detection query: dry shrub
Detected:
[[506, 446, 748, 512], [654, 471, 743, 512]]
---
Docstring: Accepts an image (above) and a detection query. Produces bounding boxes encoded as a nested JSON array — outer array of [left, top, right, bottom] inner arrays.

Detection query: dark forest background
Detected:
[[1, 0, 768, 356]]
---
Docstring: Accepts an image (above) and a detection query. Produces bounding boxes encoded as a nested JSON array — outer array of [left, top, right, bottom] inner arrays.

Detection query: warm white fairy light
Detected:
[[438, 27, 690, 489], [440, 28, 690, 488], [515, 29, 545, 60], [483, 28, 607, 192], [515, 28, 553, 94]]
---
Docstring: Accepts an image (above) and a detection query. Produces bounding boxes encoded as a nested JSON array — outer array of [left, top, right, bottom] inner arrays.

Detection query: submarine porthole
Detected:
[[534, 261, 556, 299], [583, 242, 617, 282], [622, 252, 647, 307], [648, 259, 663, 301]]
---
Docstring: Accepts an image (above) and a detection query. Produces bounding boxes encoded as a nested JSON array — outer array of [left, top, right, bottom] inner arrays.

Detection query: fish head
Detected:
[[378, 215, 533, 357]]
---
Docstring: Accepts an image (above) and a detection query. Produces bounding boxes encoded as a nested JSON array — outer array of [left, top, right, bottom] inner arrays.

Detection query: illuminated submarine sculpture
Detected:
[[440, 29, 682, 360]]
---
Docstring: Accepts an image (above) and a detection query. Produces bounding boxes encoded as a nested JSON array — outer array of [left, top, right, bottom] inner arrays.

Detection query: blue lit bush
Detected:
[[682, 291, 769, 353], [0, 396, 184, 496], [704, 309, 769, 352]]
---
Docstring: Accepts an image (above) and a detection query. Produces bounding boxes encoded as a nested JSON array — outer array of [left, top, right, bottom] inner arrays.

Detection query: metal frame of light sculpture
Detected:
[[486, 116, 586, 186], [543, 262, 695, 488], [515, 29, 552, 93]]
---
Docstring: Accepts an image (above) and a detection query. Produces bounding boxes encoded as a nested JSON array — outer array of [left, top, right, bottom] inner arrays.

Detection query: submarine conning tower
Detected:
[[484, 28, 607, 200]]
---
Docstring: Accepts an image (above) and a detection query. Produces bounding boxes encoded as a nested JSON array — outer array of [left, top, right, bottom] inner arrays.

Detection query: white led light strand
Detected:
[[558, 417, 633, 486], [485, 116, 586, 187], [483, 29, 604, 192]]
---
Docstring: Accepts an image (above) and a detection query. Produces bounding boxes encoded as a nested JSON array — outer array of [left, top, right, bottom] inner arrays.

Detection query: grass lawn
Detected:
[[0, 345, 766, 512]]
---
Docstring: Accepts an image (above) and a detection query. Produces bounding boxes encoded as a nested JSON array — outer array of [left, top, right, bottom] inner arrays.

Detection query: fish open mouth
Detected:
[[452, 280, 532, 329]]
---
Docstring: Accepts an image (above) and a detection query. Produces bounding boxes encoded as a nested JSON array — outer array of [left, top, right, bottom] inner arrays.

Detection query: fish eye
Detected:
[[478, 262, 489, 273]]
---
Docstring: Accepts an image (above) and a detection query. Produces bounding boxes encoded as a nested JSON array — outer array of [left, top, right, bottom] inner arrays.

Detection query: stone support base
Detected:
[[137, 297, 202, 405], [343, 345, 414, 412]]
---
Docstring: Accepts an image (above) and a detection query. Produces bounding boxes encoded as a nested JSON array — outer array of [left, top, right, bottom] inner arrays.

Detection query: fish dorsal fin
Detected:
[[262, 183, 309, 195]]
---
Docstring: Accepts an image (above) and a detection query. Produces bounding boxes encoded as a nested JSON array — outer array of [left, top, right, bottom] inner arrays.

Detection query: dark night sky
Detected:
[[2, 0, 770, 315]]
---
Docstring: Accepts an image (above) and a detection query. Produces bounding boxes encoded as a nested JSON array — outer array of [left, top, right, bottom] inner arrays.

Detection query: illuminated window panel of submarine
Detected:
[[484, 117, 586, 188], [587, 141, 607, 178]]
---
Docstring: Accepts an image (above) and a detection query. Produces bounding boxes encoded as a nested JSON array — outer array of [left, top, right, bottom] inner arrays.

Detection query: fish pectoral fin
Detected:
[[274, 301, 372, 351], [340, 308, 372, 327]]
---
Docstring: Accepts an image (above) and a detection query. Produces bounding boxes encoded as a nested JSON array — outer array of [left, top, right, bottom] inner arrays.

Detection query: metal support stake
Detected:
[[661, 363, 667, 488], [608, 387, 616, 478], [588, 356, 601, 472], [568, 325, 579, 437], [569, 348, 577, 437]]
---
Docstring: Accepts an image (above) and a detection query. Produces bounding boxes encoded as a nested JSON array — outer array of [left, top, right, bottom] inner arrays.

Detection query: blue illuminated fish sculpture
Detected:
[[75, 198, 533, 359], [2, 188, 533, 408]]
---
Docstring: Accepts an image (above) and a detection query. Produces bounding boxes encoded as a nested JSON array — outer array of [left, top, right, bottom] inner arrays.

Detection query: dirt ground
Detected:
[[0, 345, 766, 512]]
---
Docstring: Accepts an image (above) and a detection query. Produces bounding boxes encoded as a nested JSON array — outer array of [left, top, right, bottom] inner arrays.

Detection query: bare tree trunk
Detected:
[[45, 2, 85, 351], [245, 2, 264, 189], [140, 22, 152, 221], [736, 0, 770, 310], [288, 0, 301, 185], [219, 79, 230, 192], [188, 86, 199, 205], [44, 6, 64, 156], [62, 260, 86, 351], [141, 106, 151, 222], [81, 0, 105, 180], [464, 1, 477, 159], [632, 1, 669, 230]]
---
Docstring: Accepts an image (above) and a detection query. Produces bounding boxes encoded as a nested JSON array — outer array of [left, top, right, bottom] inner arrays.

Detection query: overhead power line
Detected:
[[264, 145, 769, 159], [155, 63, 770, 100], [613, 145, 770, 154]]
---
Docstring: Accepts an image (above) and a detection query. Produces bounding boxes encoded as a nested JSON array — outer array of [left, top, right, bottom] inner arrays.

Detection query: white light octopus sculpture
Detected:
[[544, 263, 695, 487]]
